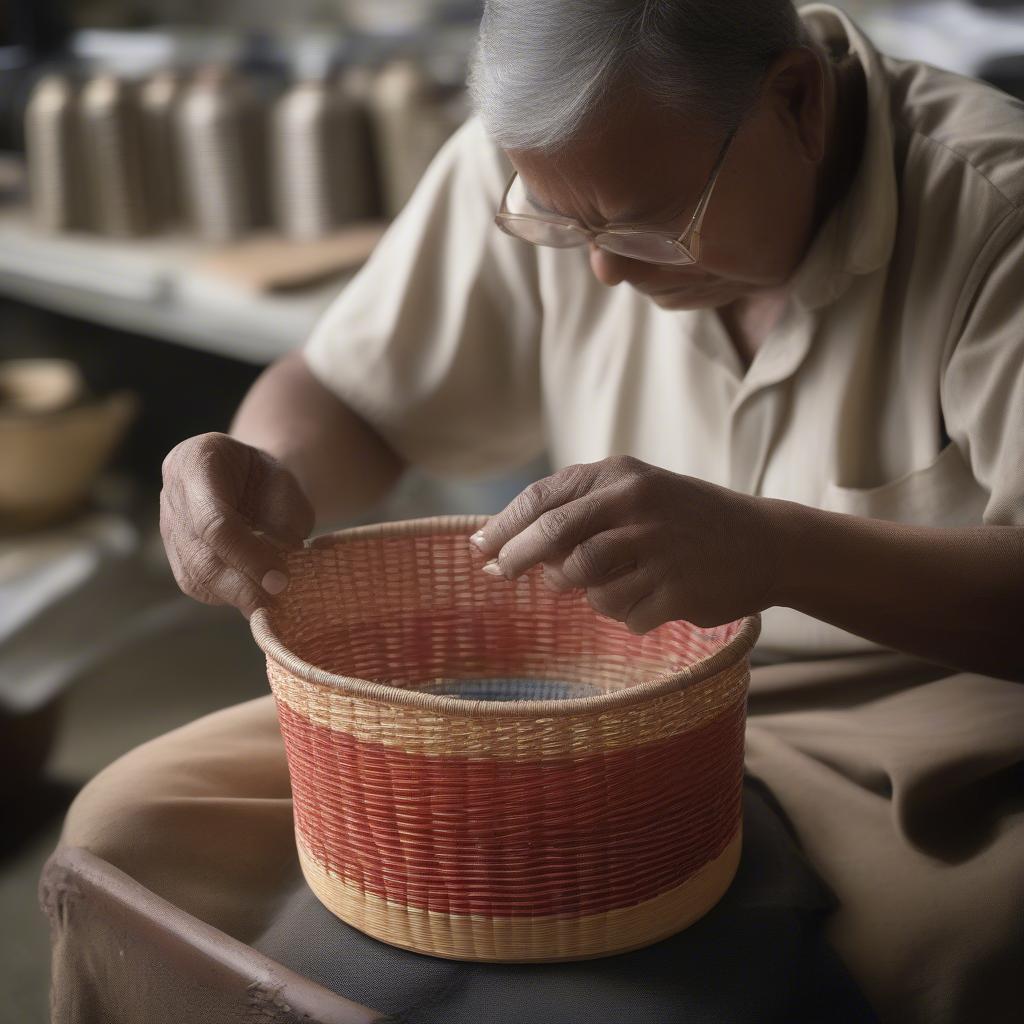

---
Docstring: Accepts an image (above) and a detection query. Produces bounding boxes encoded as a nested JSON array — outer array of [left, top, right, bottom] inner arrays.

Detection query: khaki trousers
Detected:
[[51, 651, 1024, 1023]]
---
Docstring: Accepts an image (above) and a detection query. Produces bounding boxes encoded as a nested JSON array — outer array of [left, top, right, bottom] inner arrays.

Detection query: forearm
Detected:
[[230, 350, 406, 527], [767, 500, 1024, 681]]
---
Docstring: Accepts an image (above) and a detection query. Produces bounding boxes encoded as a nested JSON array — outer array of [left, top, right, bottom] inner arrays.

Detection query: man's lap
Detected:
[[53, 652, 1024, 1022]]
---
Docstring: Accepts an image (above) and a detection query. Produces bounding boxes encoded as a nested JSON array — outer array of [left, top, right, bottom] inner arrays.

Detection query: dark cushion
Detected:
[[253, 777, 878, 1024]]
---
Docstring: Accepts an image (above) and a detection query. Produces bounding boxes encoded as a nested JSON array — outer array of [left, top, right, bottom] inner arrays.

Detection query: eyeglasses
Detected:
[[494, 125, 738, 267]]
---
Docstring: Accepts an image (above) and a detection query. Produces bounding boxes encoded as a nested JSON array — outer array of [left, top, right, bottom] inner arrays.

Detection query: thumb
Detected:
[[245, 453, 316, 547]]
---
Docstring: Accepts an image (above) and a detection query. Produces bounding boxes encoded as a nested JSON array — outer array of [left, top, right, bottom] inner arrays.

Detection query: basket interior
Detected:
[[268, 527, 745, 700], [408, 677, 606, 701]]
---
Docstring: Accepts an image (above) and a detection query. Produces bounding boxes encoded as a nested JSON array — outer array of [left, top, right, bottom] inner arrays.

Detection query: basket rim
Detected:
[[250, 515, 761, 718]]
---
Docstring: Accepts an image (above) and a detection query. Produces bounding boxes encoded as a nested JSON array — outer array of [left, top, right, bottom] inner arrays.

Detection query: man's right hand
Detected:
[[159, 432, 315, 617]]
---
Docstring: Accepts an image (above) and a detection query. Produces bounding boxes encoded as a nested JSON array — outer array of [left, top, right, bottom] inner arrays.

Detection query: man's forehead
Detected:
[[517, 177, 671, 225], [506, 119, 715, 225]]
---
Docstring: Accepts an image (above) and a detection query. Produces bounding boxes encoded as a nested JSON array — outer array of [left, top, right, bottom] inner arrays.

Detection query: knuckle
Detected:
[[198, 509, 233, 551], [192, 438, 224, 476], [171, 558, 216, 603], [195, 432, 239, 482], [560, 462, 589, 490], [538, 506, 570, 545], [525, 480, 551, 508], [521, 479, 552, 514], [218, 573, 255, 609], [622, 473, 653, 511], [616, 482, 641, 515], [177, 536, 259, 612], [194, 430, 229, 451], [179, 539, 221, 591], [606, 454, 637, 477], [164, 432, 218, 472], [571, 538, 603, 580]]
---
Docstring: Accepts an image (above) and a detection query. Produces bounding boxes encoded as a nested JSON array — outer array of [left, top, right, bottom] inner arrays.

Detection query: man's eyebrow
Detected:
[[522, 185, 685, 226], [522, 187, 564, 217]]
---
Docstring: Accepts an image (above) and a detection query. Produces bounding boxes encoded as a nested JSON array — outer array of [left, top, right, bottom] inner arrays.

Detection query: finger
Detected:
[[471, 463, 601, 557], [491, 490, 625, 580], [179, 434, 312, 549], [161, 507, 214, 603], [623, 590, 676, 635], [586, 565, 658, 624], [193, 503, 294, 596], [171, 528, 268, 615], [244, 456, 316, 547], [169, 477, 292, 598], [542, 560, 573, 592], [560, 526, 642, 589], [254, 530, 294, 554]]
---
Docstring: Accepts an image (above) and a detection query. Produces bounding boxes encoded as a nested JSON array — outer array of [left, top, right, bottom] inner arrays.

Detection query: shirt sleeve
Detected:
[[302, 116, 545, 477], [942, 209, 1024, 526]]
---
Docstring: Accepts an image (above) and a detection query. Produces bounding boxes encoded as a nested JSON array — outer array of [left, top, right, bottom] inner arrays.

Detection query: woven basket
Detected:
[[251, 515, 760, 963], [0, 359, 137, 533]]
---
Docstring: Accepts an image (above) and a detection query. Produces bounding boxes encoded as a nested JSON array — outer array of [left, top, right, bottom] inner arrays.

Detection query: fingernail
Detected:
[[261, 569, 289, 595], [469, 530, 487, 549], [481, 559, 505, 578]]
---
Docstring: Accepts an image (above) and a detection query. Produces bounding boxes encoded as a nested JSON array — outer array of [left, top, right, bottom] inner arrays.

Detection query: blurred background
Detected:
[[1, 1, 1022, 1020]]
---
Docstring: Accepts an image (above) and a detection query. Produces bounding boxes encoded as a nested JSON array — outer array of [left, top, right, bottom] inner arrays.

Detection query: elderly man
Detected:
[[52, 3, 1023, 1022]]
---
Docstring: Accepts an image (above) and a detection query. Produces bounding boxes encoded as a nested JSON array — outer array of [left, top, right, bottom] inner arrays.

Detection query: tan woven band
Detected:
[[297, 829, 742, 962]]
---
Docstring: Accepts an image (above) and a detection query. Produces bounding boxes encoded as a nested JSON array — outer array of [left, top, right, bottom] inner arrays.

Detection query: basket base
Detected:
[[297, 829, 742, 963]]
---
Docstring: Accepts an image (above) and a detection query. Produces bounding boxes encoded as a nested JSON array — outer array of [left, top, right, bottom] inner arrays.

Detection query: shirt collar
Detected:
[[789, 4, 899, 311]]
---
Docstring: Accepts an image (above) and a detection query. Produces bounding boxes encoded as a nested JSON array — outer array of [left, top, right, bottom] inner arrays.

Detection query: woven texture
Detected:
[[251, 515, 760, 963]]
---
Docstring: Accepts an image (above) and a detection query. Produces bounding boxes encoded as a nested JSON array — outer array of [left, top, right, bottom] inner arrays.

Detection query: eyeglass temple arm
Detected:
[[682, 127, 738, 244], [499, 170, 517, 212]]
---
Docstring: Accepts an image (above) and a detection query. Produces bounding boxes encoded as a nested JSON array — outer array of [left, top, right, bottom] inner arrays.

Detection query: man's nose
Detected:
[[588, 243, 631, 288]]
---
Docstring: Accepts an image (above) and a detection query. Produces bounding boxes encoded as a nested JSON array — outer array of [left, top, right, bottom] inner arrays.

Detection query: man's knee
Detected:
[[58, 695, 289, 878], [54, 696, 296, 935]]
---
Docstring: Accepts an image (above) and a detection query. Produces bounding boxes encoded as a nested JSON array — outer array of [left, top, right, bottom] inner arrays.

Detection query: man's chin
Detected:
[[646, 289, 738, 311]]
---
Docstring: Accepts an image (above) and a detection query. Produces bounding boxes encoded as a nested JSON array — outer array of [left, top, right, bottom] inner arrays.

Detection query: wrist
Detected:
[[757, 497, 818, 610]]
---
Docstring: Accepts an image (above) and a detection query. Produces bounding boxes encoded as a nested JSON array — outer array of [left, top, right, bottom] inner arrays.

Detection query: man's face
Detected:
[[505, 83, 821, 310]]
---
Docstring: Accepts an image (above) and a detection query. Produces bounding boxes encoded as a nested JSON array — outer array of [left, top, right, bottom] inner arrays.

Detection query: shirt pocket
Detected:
[[821, 441, 989, 526]]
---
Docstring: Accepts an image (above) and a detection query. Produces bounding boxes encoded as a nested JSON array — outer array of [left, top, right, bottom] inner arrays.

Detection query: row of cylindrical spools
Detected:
[[25, 61, 465, 241]]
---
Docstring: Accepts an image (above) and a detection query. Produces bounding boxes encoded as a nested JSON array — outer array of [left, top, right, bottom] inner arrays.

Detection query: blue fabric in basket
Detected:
[[411, 678, 605, 701]]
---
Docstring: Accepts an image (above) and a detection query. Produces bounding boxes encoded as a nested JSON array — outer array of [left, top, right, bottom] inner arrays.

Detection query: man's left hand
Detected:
[[470, 456, 784, 633]]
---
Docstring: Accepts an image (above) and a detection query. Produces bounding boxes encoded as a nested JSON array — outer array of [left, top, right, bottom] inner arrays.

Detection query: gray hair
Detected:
[[469, 0, 811, 151]]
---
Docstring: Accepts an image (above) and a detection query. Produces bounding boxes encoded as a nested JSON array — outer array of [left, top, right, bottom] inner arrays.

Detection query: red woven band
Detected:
[[278, 694, 745, 919]]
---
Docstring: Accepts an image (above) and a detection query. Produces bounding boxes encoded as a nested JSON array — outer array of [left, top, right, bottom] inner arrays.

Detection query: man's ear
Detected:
[[761, 47, 828, 164]]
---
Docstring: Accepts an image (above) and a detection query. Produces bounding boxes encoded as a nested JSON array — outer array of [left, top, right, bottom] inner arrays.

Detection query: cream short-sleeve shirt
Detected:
[[304, 4, 1024, 660]]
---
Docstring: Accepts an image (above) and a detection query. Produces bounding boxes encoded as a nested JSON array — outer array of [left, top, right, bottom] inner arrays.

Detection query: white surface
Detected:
[[0, 514, 136, 647], [0, 206, 346, 363], [0, 580, 196, 714], [0, 512, 206, 714], [861, 1, 1024, 77]]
